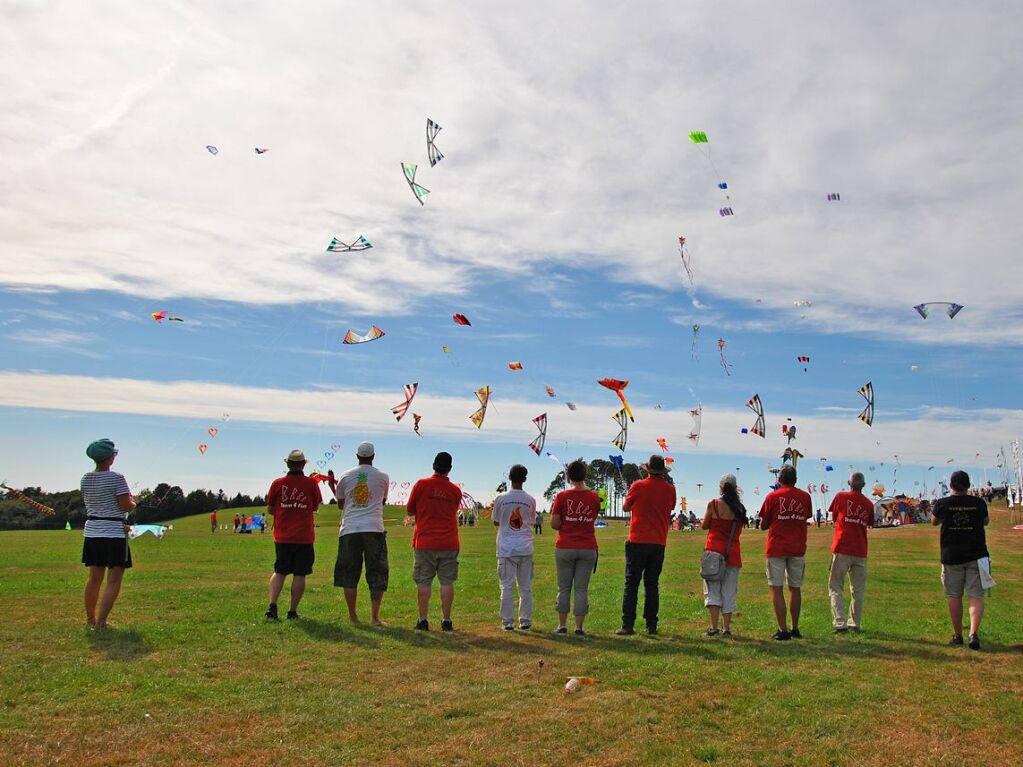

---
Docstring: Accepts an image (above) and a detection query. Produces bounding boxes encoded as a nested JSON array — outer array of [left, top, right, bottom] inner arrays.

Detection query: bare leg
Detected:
[[708, 605, 721, 631], [268, 572, 286, 606], [789, 587, 802, 631], [85, 567, 105, 626], [417, 584, 432, 620], [770, 586, 788, 630], [440, 584, 454, 621], [370, 592, 384, 625], [722, 612, 733, 631], [343, 587, 360, 622], [95, 568, 124, 628], [947, 596, 964, 636], [575, 614, 585, 631], [558, 612, 569, 629], [967, 597, 984, 635], [289, 575, 306, 612]]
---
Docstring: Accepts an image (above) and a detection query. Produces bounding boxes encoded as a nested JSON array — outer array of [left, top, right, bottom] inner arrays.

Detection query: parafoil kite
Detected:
[[401, 162, 430, 205], [746, 394, 765, 438], [678, 236, 694, 284], [718, 339, 732, 376], [857, 382, 874, 426], [426, 118, 444, 167], [688, 405, 702, 445], [452, 313, 471, 326], [469, 386, 491, 429], [545, 386, 556, 397], [913, 302, 964, 319], [343, 325, 386, 344], [508, 362, 523, 371], [797, 355, 810, 372], [689, 132, 732, 211], [206, 145, 218, 155], [529, 413, 547, 455], [611, 408, 629, 451], [0, 483, 55, 515], [656, 438, 669, 453], [391, 383, 418, 422], [826, 193, 840, 201], [598, 379, 635, 422], [327, 235, 372, 252]]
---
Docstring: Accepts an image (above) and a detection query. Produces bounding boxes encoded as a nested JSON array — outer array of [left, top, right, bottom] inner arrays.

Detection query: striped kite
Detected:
[[0, 483, 55, 515], [426, 119, 444, 167], [857, 382, 874, 426], [746, 394, 765, 438], [391, 383, 419, 422], [327, 235, 372, 252], [343, 325, 386, 344], [469, 386, 492, 429], [529, 413, 547, 455], [453, 313, 471, 326], [611, 408, 629, 451], [401, 162, 430, 205]]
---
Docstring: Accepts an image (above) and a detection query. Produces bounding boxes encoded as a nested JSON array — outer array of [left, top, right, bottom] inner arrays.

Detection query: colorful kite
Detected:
[[151, 311, 183, 322], [401, 162, 430, 205], [206, 145, 218, 155], [412, 413, 423, 437], [609, 454, 624, 471], [442, 345, 451, 353], [469, 386, 491, 429], [529, 413, 548, 455], [611, 408, 629, 451], [678, 236, 694, 284], [746, 394, 765, 438], [198, 444, 208, 455], [343, 325, 386, 344], [508, 362, 523, 371], [718, 339, 733, 376], [691, 324, 700, 359], [128, 524, 170, 539], [656, 438, 670, 453], [913, 302, 964, 319], [688, 405, 703, 445], [598, 379, 635, 422], [391, 383, 418, 422], [207, 427, 218, 438], [0, 483, 55, 515], [782, 424, 797, 444], [453, 313, 472, 326], [254, 147, 269, 154], [426, 118, 444, 167], [327, 235, 372, 252], [545, 386, 556, 397], [797, 355, 810, 372], [857, 382, 874, 426], [826, 193, 840, 201]]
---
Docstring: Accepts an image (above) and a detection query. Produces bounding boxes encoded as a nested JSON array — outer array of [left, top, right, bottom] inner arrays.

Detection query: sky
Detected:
[[2, 1, 1022, 510]]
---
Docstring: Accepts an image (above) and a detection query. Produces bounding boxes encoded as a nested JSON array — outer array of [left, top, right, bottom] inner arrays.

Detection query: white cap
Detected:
[[356, 441, 375, 458]]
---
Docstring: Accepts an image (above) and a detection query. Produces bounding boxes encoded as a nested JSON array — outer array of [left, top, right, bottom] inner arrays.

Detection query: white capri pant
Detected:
[[703, 566, 740, 614]]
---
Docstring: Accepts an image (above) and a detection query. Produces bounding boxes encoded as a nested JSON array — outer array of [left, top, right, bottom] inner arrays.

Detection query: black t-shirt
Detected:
[[931, 494, 989, 565]]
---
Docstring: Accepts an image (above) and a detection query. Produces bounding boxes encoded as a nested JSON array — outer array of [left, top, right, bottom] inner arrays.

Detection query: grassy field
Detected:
[[1, 502, 1021, 767]]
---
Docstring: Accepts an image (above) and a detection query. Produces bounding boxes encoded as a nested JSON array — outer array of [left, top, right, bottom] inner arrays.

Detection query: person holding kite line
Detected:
[[491, 464, 537, 630], [81, 438, 135, 629], [550, 460, 600, 636], [701, 473, 746, 637], [758, 465, 812, 640]]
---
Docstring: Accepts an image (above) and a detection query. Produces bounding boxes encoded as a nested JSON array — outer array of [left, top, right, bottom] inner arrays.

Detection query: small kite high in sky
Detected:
[[508, 362, 523, 371], [678, 236, 694, 284], [611, 408, 629, 451], [529, 413, 548, 455], [797, 355, 810, 372], [545, 386, 556, 397], [343, 325, 386, 344], [469, 386, 492, 429], [327, 235, 372, 252], [151, 311, 183, 322], [452, 313, 472, 326], [206, 145, 218, 155], [208, 427, 218, 438], [719, 207, 734, 217], [656, 438, 669, 453], [254, 147, 269, 154], [688, 132, 708, 143], [412, 413, 423, 437], [858, 381, 874, 426], [0, 483, 55, 515], [426, 118, 444, 167], [718, 339, 733, 376], [826, 193, 840, 201], [565, 402, 577, 411], [198, 444, 208, 455], [598, 378, 635, 422], [913, 302, 964, 319], [746, 394, 765, 438], [401, 162, 430, 205], [688, 405, 703, 445], [691, 324, 700, 359], [391, 383, 418, 422]]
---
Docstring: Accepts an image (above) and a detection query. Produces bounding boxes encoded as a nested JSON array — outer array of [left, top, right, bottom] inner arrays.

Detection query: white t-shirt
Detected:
[[334, 464, 389, 535], [81, 470, 131, 539], [492, 488, 537, 557]]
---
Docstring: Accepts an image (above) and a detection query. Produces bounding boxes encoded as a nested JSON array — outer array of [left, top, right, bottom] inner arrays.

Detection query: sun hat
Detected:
[[356, 441, 375, 458], [285, 449, 307, 463], [86, 438, 117, 462], [642, 454, 671, 475]]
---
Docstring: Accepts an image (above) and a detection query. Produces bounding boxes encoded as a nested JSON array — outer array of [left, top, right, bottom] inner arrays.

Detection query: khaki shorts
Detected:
[[413, 549, 459, 586], [766, 556, 805, 588], [941, 561, 984, 599]]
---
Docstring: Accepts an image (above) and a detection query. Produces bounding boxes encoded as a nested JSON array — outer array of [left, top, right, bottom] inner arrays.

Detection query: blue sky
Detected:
[[1, 1, 1021, 509]]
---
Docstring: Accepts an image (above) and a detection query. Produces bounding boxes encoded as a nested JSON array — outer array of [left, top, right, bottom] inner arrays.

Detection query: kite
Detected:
[[797, 355, 810, 372], [343, 325, 386, 344], [205, 145, 218, 155], [198, 444, 208, 454], [309, 472, 333, 483], [718, 339, 732, 376], [689, 131, 734, 211], [565, 402, 577, 411], [688, 405, 703, 445], [718, 182, 728, 190], [598, 379, 635, 422], [656, 438, 670, 453], [401, 162, 430, 205], [254, 147, 269, 154], [453, 313, 472, 326], [911, 365, 920, 372], [913, 302, 964, 320], [825, 465, 834, 471], [678, 236, 694, 284], [826, 193, 840, 201], [653, 404, 663, 410], [412, 413, 423, 437], [327, 235, 372, 252], [508, 362, 523, 371], [0, 484, 55, 515], [151, 311, 183, 322], [442, 345, 451, 353], [128, 524, 170, 539], [691, 323, 700, 359], [719, 207, 734, 217], [782, 424, 797, 444], [611, 408, 629, 451], [793, 300, 812, 308], [746, 394, 765, 438], [857, 382, 874, 426], [529, 413, 548, 455], [664, 457, 675, 466], [391, 383, 418, 422], [545, 386, 556, 397], [207, 427, 218, 438], [426, 118, 444, 167], [469, 386, 491, 429], [688, 132, 708, 143]]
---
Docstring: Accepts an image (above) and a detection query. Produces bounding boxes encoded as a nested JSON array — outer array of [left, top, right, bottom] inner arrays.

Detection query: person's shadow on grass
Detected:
[[87, 627, 152, 661], [292, 617, 381, 648]]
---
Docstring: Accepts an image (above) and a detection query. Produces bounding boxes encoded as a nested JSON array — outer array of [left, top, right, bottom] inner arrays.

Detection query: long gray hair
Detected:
[[719, 473, 747, 523]]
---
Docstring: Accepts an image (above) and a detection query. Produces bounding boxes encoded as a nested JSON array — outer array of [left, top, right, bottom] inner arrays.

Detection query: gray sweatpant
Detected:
[[555, 548, 597, 616]]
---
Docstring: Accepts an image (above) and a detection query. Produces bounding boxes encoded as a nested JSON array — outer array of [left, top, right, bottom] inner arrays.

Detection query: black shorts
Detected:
[[334, 532, 389, 592], [82, 537, 133, 569], [274, 543, 315, 576]]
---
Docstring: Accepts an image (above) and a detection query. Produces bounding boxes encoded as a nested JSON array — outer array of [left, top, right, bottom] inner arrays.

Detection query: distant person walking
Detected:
[[550, 460, 600, 636], [701, 474, 746, 637], [616, 455, 676, 636], [931, 470, 991, 650], [407, 452, 462, 631], [210, 509, 217, 533], [828, 472, 875, 633], [81, 438, 136, 629], [327, 442, 390, 625], [491, 464, 537, 630], [759, 465, 813, 640], [264, 449, 322, 621]]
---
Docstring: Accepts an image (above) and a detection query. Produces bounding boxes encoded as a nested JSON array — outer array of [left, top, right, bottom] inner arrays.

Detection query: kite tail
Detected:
[[0, 484, 55, 515]]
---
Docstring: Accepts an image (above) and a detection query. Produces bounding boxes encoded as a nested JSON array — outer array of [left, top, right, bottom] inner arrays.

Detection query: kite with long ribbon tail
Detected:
[[469, 386, 491, 429], [691, 324, 699, 359], [857, 382, 874, 426], [412, 413, 423, 437], [611, 408, 629, 451], [391, 383, 418, 422], [529, 413, 548, 455], [0, 483, 55, 515], [678, 236, 694, 284], [598, 379, 635, 422], [746, 394, 766, 438], [688, 405, 703, 445], [343, 326, 386, 344], [656, 438, 670, 453], [718, 339, 732, 376], [688, 131, 733, 214], [151, 311, 184, 322]]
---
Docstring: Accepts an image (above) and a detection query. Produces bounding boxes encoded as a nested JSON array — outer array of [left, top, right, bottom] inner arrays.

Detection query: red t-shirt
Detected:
[[552, 489, 600, 550], [408, 474, 462, 551], [266, 471, 321, 544], [704, 500, 743, 567], [625, 477, 676, 545], [759, 485, 812, 558], [829, 491, 875, 557]]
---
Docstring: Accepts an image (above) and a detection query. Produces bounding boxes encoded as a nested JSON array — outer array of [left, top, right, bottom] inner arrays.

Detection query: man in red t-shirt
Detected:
[[406, 451, 462, 631], [759, 465, 812, 640], [828, 472, 875, 633], [264, 449, 322, 621], [616, 455, 676, 636]]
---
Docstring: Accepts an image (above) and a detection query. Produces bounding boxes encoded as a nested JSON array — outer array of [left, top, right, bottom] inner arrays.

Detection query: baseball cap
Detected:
[[433, 451, 453, 473], [86, 438, 117, 462], [356, 441, 375, 458], [285, 449, 307, 463]]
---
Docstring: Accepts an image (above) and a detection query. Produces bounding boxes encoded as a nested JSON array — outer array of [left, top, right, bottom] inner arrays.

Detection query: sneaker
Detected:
[[552, 626, 567, 635], [286, 610, 300, 621], [772, 629, 791, 641], [721, 630, 732, 638], [789, 628, 803, 639], [519, 622, 532, 630], [264, 605, 279, 622], [949, 634, 963, 646], [441, 619, 454, 632], [646, 625, 658, 636], [615, 627, 635, 636], [834, 626, 849, 634], [705, 628, 720, 637], [503, 624, 515, 631], [415, 618, 430, 631], [968, 633, 981, 651], [574, 629, 587, 637]]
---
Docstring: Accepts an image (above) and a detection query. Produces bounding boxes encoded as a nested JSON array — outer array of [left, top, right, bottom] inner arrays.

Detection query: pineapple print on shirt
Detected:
[[352, 472, 371, 507]]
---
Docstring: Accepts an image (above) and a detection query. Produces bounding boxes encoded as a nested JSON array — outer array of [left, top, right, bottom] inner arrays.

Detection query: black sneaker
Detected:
[[519, 622, 532, 630], [415, 618, 429, 631], [721, 630, 732, 638], [441, 619, 454, 632], [503, 624, 515, 631], [574, 629, 587, 637], [264, 605, 279, 622], [834, 626, 849, 634], [614, 627, 635, 636], [646, 625, 658, 636], [772, 629, 791, 641], [286, 610, 299, 621], [949, 634, 964, 646], [789, 628, 803, 639], [705, 628, 720, 637], [968, 633, 981, 650], [552, 626, 567, 635]]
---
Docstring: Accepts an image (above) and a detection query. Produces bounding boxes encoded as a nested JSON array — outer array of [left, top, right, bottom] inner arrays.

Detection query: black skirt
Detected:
[[82, 537, 133, 569]]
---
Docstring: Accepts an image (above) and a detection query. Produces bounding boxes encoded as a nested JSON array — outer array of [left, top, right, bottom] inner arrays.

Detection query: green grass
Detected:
[[1, 504, 1021, 766]]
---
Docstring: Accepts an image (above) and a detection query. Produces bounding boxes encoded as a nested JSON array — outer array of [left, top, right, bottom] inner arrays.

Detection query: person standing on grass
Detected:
[[828, 472, 875, 633], [233, 512, 241, 533], [210, 509, 217, 533], [81, 438, 135, 629], [931, 470, 990, 650], [701, 474, 746, 637], [550, 460, 600, 637], [264, 449, 322, 622], [492, 464, 537, 630], [326, 442, 390, 626], [407, 452, 462, 631], [534, 509, 543, 536], [616, 455, 676, 636], [759, 464, 812, 641]]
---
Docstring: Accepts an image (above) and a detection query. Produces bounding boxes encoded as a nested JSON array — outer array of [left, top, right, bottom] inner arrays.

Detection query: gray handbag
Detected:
[[700, 505, 737, 581]]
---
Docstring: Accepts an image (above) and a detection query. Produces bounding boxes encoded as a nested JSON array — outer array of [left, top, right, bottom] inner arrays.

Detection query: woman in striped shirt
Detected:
[[81, 439, 135, 629]]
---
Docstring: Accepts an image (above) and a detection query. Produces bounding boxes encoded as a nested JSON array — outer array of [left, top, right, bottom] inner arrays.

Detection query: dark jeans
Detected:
[[622, 542, 666, 629]]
